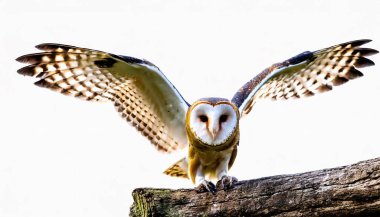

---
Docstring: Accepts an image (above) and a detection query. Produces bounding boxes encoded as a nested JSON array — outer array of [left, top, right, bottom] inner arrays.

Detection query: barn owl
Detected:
[[16, 39, 377, 193]]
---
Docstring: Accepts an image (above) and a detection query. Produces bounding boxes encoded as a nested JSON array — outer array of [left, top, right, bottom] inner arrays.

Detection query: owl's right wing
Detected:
[[232, 39, 378, 117], [16, 43, 189, 153]]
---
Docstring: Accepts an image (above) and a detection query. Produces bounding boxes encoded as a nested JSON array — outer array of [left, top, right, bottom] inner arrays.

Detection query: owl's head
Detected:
[[187, 98, 239, 146]]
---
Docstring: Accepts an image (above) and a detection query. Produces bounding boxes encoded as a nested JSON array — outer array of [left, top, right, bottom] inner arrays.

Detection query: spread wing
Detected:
[[232, 39, 378, 116], [16, 43, 189, 153]]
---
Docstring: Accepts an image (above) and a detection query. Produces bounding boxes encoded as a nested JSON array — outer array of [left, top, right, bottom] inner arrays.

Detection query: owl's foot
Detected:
[[216, 175, 238, 191], [195, 180, 216, 194]]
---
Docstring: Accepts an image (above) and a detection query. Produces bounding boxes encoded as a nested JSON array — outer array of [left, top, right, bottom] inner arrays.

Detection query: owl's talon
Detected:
[[216, 175, 238, 191], [195, 180, 216, 194]]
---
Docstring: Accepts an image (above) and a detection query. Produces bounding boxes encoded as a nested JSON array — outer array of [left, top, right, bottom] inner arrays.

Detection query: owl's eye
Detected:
[[199, 115, 208, 123], [219, 114, 228, 123]]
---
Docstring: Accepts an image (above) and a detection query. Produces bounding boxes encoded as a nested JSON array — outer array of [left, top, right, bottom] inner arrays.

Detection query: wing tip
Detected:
[[370, 49, 379, 55], [34, 79, 51, 88], [358, 38, 372, 43], [35, 43, 78, 51], [356, 48, 379, 56], [15, 54, 30, 63], [355, 57, 375, 68], [35, 43, 49, 50], [35, 43, 58, 51], [347, 39, 373, 47], [17, 66, 34, 76]]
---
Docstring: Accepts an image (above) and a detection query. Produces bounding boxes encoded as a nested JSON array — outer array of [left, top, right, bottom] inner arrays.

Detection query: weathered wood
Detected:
[[130, 158, 380, 217]]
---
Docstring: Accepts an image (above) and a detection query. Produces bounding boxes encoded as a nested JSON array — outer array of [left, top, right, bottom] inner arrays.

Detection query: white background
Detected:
[[1, 0, 380, 216]]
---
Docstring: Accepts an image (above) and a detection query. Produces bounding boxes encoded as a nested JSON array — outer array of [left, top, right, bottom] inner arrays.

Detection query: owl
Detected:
[[16, 39, 377, 193]]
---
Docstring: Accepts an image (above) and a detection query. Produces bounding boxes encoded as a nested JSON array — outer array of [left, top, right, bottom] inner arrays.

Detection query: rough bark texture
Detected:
[[130, 158, 380, 217]]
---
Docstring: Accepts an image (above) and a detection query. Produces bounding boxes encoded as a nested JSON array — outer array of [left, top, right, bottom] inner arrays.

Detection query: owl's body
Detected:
[[186, 98, 240, 191], [187, 137, 238, 191], [162, 97, 240, 191], [16, 39, 377, 192]]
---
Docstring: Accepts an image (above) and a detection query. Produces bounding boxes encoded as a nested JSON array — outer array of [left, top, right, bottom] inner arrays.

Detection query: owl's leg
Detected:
[[215, 157, 238, 191], [194, 167, 216, 194], [195, 179, 216, 194]]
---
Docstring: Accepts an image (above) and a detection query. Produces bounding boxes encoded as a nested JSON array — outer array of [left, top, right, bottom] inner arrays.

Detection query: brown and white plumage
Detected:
[[164, 98, 240, 188], [232, 39, 378, 116], [16, 39, 377, 193], [16, 43, 189, 153]]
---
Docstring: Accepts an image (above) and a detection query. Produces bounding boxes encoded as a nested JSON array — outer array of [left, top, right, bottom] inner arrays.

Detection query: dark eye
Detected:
[[199, 115, 208, 122], [220, 114, 228, 123]]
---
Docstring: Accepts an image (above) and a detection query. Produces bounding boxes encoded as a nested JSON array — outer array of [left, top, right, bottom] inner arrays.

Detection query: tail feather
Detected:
[[163, 157, 189, 179]]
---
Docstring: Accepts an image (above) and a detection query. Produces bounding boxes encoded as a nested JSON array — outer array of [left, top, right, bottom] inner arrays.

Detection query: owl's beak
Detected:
[[208, 121, 219, 141], [211, 129, 218, 140]]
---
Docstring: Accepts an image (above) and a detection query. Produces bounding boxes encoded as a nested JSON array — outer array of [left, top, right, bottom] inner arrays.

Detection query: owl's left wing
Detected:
[[232, 39, 378, 117], [16, 43, 189, 153]]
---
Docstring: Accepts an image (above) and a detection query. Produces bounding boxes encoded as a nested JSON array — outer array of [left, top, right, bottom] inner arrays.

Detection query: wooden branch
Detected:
[[130, 158, 380, 217]]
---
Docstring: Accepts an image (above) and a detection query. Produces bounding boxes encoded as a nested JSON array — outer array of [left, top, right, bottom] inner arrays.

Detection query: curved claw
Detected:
[[216, 175, 238, 191], [195, 180, 216, 194]]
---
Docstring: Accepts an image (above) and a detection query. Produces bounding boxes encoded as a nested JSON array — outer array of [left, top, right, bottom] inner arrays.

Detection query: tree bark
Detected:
[[130, 158, 380, 217]]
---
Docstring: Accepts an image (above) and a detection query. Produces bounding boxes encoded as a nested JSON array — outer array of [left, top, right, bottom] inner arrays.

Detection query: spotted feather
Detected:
[[163, 157, 189, 178], [16, 43, 189, 152], [232, 39, 378, 116]]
